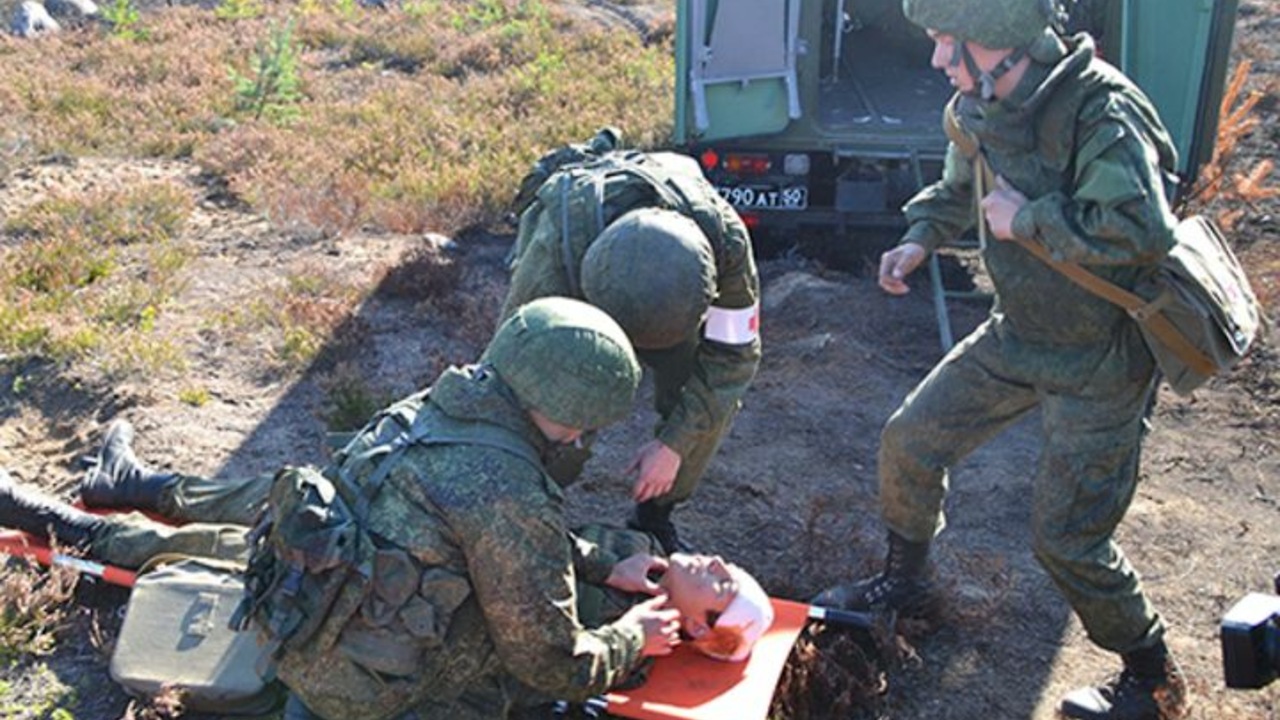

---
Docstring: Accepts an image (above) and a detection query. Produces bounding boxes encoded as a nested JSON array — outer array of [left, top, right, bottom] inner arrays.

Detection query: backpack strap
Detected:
[[559, 172, 583, 296], [342, 408, 545, 522], [942, 97, 1216, 377]]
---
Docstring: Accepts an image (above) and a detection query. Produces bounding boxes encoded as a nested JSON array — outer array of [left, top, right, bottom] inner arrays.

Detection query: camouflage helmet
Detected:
[[483, 296, 640, 430], [903, 0, 1055, 49], [580, 208, 717, 350]]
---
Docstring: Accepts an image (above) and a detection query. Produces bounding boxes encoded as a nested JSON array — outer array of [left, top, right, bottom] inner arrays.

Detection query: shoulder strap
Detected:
[[1008, 236, 1216, 377], [344, 408, 544, 520], [943, 97, 1215, 377]]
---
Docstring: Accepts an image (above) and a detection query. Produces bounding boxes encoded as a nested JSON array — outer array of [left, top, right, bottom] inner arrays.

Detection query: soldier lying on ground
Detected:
[[0, 298, 772, 719]]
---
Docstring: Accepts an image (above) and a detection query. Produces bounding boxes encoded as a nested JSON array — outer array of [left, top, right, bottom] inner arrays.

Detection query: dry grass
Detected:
[[1, 0, 672, 381], [0, 557, 81, 664], [0, 0, 674, 239], [0, 181, 194, 373]]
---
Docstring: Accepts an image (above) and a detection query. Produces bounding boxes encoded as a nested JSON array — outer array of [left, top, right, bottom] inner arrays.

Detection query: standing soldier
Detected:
[[814, 2, 1187, 718], [502, 135, 762, 554]]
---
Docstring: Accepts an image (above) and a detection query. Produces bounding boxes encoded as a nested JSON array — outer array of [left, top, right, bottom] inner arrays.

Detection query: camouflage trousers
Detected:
[[88, 483, 659, 720], [88, 472, 273, 568], [878, 320, 1164, 654]]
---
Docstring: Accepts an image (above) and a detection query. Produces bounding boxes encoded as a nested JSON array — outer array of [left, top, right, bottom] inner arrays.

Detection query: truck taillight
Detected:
[[723, 153, 771, 175], [738, 211, 761, 229], [699, 149, 720, 172]]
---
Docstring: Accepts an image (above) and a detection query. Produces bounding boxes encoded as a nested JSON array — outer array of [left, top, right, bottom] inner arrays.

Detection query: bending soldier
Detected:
[[503, 133, 762, 553]]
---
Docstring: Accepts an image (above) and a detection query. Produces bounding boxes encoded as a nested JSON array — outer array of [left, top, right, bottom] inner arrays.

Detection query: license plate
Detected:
[[716, 184, 808, 210]]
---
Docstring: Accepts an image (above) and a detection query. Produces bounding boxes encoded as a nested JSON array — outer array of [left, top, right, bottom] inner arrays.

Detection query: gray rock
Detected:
[[10, 1, 61, 37], [45, 0, 98, 20], [762, 270, 847, 313]]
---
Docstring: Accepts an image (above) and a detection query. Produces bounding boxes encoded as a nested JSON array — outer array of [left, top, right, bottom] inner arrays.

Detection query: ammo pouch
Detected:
[[236, 465, 363, 657], [111, 557, 282, 715]]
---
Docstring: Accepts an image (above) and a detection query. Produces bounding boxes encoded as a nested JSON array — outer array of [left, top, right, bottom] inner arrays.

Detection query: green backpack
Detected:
[[508, 135, 731, 292]]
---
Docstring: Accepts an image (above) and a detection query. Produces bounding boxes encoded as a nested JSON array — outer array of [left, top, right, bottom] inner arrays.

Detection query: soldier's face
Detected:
[[928, 30, 974, 92], [528, 409, 585, 446], [660, 553, 739, 639], [926, 29, 1014, 96]]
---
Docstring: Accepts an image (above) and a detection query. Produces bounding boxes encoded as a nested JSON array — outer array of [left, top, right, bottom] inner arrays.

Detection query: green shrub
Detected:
[[232, 19, 304, 124]]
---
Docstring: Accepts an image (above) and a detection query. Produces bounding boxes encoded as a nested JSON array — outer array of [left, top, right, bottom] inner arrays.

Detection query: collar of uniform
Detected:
[[428, 364, 552, 455]]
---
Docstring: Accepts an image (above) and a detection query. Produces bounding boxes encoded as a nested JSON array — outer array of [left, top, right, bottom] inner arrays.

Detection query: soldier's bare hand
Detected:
[[622, 595, 682, 657], [981, 176, 1028, 241], [878, 242, 928, 295], [607, 553, 669, 596], [628, 440, 681, 503]]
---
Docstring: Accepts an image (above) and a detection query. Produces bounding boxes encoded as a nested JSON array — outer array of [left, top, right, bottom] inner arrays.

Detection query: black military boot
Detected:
[[0, 469, 105, 549], [811, 531, 937, 615], [628, 500, 691, 555], [1060, 641, 1188, 719], [79, 420, 177, 511]]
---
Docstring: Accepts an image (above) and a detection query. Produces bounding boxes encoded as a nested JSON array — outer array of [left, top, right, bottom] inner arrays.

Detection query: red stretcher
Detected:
[[603, 598, 810, 720], [2, 523, 867, 720], [0, 527, 139, 587]]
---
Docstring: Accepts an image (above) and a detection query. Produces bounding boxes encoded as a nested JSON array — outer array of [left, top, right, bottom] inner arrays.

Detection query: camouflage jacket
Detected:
[[278, 365, 647, 718], [902, 34, 1179, 381], [501, 152, 761, 462]]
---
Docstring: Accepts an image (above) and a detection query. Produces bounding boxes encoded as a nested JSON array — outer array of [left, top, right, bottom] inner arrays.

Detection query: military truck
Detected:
[[674, 0, 1239, 343]]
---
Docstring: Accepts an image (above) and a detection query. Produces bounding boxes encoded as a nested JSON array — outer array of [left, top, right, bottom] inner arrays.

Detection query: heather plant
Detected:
[[215, 0, 265, 21], [0, 558, 79, 664], [0, 182, 194, 371], [0, 1, 672, 240]]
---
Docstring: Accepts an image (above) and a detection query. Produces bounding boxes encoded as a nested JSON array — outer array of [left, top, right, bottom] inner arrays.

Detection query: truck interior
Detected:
[[815, 1, 953, 141]]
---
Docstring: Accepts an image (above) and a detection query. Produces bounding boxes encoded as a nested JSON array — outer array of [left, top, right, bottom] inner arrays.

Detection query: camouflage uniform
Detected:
[[271, 368, 648, 719], [883, 32, 1179, 655], [75, 469, 272, 567], [81, 368, 651, 720], [502, 152, 761, 505]]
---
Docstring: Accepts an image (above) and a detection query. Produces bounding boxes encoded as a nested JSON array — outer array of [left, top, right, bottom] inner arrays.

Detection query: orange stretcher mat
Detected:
[[604, 598, 810, 720], [0, 507, 140, 587]]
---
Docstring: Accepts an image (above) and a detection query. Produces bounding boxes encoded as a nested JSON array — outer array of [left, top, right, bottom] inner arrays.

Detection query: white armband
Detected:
[[704, 302, 759, 345]]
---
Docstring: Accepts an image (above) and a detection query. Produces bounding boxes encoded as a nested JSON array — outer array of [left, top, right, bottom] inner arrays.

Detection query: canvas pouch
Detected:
[[1130, 215, 1263, 394], [110, 556, 281, 715]]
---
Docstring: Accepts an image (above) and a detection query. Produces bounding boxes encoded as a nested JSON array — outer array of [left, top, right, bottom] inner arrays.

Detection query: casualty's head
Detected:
[[903, 0, 1059, 99], [482, 296, 641, 441], [580, 208, 717, 350], [659, 553, 774, 662]]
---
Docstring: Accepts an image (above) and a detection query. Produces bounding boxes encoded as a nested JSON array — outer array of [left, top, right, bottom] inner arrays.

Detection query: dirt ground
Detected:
[[2, 3, 1279, 720]]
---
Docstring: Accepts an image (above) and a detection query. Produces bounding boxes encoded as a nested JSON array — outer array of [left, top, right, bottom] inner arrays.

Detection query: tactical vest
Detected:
[[234, 391, 544, 720]]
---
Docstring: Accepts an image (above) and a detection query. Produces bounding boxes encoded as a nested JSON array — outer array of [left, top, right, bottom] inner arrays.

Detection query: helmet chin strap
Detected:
[[952, 41, 1028, 100]]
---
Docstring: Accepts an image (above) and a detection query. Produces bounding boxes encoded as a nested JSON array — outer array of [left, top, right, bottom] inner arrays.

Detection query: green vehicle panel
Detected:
[[674, 0, 1240, 236]]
